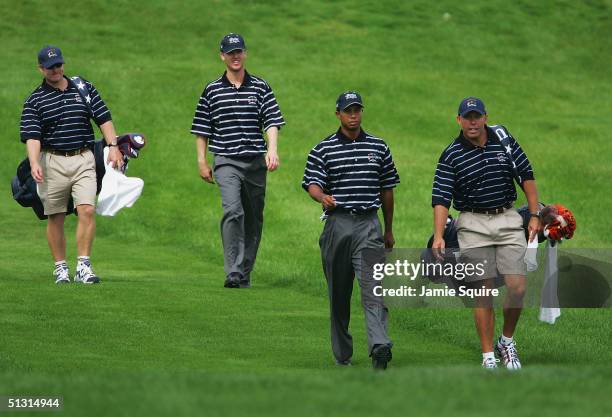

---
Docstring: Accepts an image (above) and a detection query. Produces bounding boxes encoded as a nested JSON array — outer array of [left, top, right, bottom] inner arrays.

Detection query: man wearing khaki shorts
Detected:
[[431, 97, 541, 370], [20, 45, 123, 284]]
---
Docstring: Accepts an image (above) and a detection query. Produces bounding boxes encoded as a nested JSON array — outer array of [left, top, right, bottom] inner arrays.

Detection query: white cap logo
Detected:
[[467, 99, 476, 107], [48, 49, 57, 58], [133, 135, 144, 145], [228, 37, 240, 44], [345, 93, 357, 99]]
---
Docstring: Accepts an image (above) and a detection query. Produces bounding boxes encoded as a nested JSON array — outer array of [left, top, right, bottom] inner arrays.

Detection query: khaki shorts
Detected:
[[456, 209, 527, 280], [38, 149, 97, 215]]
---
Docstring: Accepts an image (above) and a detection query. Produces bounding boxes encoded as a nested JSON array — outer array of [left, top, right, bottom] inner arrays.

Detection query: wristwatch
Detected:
[[529, 211, 541, 218], [109, 139, 118, 147]]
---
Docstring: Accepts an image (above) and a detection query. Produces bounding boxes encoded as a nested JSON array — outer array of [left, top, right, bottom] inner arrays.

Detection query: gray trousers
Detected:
[[319, 210, 392, 363], [214, 155, 267, 282]]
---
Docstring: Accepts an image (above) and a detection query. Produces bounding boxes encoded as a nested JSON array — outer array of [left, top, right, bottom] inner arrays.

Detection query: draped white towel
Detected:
[[96, 147, 144, 216], [539, 241, 561, 324]]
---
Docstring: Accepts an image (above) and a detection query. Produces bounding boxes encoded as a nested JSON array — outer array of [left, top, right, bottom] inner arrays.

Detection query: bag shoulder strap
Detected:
[[489, 124, 523, 189], [68, 76, 93, 117]]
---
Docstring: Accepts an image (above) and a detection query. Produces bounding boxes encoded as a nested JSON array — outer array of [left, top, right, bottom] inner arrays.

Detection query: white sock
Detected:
[[77, 256, 90, 269], [55, 260, 67, 267], [501, 335, 514, 345], [482, 352, 495, 361]]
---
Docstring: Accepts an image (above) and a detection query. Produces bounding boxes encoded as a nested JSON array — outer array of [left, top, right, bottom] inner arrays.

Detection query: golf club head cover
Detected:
[[543, 204, 576, 241], [117, 133, 146, 159]]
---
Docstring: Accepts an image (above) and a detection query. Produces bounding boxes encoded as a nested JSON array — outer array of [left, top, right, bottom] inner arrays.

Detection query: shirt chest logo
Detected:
[[247, 96, 257, 105], [496, 152, 508, 163], [368, 153, 381, 163], [73, 94, 82, 103]]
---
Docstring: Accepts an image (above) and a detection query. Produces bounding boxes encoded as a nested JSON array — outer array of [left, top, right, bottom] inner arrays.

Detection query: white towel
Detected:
[[524, 236, 539, 272], [539, 241, 561, 324], [96, 147, 144, 216]]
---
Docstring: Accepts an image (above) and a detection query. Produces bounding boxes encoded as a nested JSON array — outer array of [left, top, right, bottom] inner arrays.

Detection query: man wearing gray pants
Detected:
[[302, 92, 400, 369], [214, 155, 267, 285], [190, 33, 285, 288]]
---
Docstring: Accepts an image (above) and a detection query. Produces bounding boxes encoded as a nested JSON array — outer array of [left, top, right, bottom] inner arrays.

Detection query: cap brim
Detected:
[[221, 47, 245, 53], [459, 109, 485, 117], [42, 57, 64, 69], [338, 101, 364, 111]]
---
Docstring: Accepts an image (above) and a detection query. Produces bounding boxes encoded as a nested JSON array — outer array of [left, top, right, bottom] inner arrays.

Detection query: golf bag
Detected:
[[11, 133, 146, 220]]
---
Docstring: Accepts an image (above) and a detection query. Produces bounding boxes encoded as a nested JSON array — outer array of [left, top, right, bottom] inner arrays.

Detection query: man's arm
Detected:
[[26, 139, 43, 183], [380, 188, 395, 249], [307, 184, 336, 211], [265, 126, 279, 171], [431, 151, 454, 252], [432, 204, 449, 258], [522, 179, 540, 242], [196, 135, 214, 183], [99, 121, 123, 169]]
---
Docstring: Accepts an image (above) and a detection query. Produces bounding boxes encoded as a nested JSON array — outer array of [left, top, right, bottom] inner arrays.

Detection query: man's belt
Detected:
[[332, 207, 378, 216], [43, 147, 89, 157], [464, 204, 512, 215]]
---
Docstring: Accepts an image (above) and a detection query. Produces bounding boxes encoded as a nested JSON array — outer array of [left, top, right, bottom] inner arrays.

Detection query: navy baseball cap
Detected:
[[336, 91, 364, 111], [38, 45, 64, 69], [220, 33, 246, 53], [458, 97, 486, 117]]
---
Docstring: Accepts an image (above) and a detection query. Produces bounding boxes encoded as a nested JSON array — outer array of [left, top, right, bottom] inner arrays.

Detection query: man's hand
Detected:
[[100, 122, 122, 169], [432, 237, 446, 261], [26, 139, 43, 182], [320, 194, 336, 211], [199, 160, 214, 183], [107, 146, 124, 169], [384, 231, 395, 249], [528, 216, 541, 243], [265, 151, 279, 171], [31, 162, 44, 183]]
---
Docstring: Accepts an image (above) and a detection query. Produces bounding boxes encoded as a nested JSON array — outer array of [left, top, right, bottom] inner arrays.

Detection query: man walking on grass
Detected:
[[20, 45, 123, 285], [431, 97, 541, 369], [190, 33, 285, 289], [302, 92, 399, 370]]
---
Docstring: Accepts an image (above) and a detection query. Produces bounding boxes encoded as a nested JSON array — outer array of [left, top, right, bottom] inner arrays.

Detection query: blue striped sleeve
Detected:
[[380, 145, 400, 189], [432, 153, 455, 208], [191, 89, 212, 138], [302, 146, 327, 192], [20, 98, 41, 143], [260, 83, 285, 131]]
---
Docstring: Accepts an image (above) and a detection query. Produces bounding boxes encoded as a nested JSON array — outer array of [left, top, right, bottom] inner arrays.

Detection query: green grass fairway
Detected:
[[1, 1, 611, 416]]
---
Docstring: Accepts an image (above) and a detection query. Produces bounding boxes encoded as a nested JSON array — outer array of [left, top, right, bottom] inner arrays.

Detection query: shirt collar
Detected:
[[457, 125, 494, 149], [336, 127, 367, 143], [221, 70, 252, 87], [40, 75, 71, 92]]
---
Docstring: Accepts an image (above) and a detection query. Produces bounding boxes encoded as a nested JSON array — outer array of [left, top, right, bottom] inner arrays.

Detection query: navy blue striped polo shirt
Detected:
[[20, 76, 112, 151], [190, 71, 285, 156], [431, 125, 534, 211], [302, 128, 400, 211]]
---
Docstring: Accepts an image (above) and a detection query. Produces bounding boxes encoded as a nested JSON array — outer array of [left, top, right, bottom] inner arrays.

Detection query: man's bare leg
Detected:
[[47, 213, 66, 262], [76, 204, 96, 257]]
